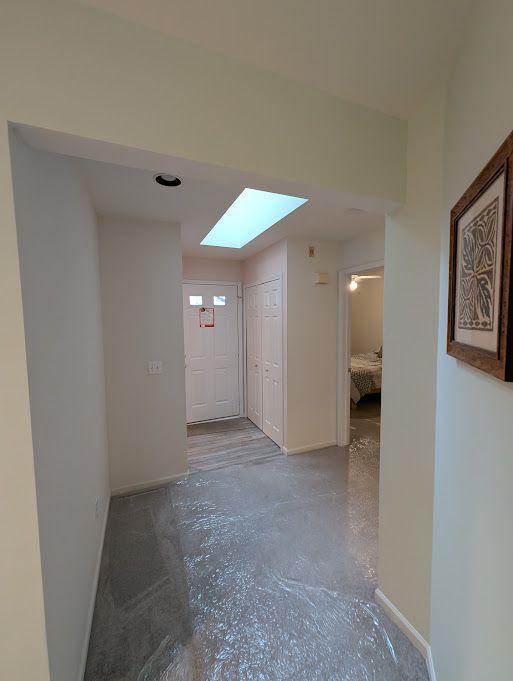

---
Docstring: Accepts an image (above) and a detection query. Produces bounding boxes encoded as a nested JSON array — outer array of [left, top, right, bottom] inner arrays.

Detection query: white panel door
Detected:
[[262, 279, 283, 446], [183, 283, 240, 423], [245, 285, 263, 429]]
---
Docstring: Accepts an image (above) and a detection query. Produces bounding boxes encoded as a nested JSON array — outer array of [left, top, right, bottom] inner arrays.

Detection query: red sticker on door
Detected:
[[199, 307, 214, 328]]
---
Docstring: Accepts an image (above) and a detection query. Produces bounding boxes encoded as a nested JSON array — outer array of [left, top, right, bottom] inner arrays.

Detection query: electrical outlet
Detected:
[[148, 360, 163, 375]]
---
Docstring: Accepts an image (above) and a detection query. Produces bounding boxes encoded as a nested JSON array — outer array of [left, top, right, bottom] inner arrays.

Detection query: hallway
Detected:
[[84, 416, 428, 680]]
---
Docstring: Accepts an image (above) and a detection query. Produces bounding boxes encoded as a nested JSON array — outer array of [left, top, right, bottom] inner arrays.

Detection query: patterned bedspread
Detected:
[[351, 353, 382, 403]]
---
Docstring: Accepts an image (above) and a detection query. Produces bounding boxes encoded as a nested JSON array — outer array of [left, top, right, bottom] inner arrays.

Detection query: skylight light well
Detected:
[[201, 188, 308, 249]]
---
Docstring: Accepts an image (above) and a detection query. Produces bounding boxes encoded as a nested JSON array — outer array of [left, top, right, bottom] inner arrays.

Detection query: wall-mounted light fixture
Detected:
[[350, 272, 382, 291]]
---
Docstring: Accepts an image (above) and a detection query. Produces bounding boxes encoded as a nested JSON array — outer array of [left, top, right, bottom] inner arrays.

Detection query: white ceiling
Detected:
[[75, 0, 470, 117], [74, 156, 385, 259]]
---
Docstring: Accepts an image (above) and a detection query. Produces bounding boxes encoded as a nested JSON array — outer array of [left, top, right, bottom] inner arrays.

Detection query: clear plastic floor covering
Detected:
[[85, 418, 429, 680]]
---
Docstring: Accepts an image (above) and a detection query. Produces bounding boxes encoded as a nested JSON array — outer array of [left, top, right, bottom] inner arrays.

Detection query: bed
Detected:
[[350, 351, 382, 404]]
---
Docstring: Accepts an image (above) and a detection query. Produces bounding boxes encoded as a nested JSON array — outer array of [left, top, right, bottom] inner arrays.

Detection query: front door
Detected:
[[183, 283, 240, 423]]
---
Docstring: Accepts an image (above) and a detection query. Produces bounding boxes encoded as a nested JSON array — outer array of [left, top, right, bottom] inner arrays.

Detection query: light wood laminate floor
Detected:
[[187, 417, 282, 472]]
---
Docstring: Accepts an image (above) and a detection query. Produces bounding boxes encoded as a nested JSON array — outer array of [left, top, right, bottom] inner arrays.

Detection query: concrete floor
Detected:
[[85, 410, 429, 680]]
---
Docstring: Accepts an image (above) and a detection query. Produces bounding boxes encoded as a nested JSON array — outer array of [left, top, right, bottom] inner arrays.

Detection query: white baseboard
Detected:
[[283, 440, 337, 455], [78, 498, 109, 681], [111, 471, 188, 497], [426, 646, 437, 681], [375, 589, 436, 681]]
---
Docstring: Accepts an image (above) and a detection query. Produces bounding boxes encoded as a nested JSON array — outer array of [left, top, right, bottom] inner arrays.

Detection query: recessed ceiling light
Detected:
[[154, 173, 181, 187], [201, 188, 308, 249]]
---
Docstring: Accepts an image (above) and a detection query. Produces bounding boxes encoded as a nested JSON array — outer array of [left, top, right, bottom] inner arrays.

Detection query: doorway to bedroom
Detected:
[[349, 266, 384, 424], [337, 261, 384, 445]]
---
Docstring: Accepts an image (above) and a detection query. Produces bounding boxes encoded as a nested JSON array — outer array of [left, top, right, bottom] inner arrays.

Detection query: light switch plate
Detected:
[[148, 360, 163, 375]]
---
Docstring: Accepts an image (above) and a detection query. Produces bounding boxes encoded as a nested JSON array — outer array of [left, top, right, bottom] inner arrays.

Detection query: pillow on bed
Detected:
[[376, 346, 383, 358]]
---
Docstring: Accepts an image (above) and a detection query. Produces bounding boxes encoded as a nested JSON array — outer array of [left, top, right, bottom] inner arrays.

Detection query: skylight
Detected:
[[201, 188, 308, 249]]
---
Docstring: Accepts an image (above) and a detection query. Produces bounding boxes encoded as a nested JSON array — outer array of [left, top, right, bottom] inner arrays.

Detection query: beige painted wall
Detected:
[[182, 256, 244, 282], [98, 218, 187, 494], [0, 126, 50, 681], [1, 0, 406, 202], [379, 93, 444, 640], [11, 134, 110, 681], [379, 5, 513, 680], [350, 277, 384, 354], [286, 238, 341, 452], [430, 1, 513, 678], [338, 227, 385, 269]]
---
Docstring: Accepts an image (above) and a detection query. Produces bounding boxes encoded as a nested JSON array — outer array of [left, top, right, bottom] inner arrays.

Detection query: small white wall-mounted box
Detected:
[[148, 360, 163, 375], [314, 272, 330, 285]]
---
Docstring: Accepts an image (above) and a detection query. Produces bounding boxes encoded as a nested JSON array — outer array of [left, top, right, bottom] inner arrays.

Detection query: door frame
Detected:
[[336, 259, 384, 446], [243, 273, 284, 448], [183, 279, 244, 421]]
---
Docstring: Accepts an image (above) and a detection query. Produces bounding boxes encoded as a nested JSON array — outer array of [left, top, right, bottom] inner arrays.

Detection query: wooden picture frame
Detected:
[[447, 130, 513, 381]]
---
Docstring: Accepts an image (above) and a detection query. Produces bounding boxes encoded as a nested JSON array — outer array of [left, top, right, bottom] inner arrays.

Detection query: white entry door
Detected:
[[183, 283, 240, 423], [245, 278, 283, 446]]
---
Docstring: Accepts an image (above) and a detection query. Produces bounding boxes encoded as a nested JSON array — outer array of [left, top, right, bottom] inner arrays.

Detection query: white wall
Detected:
[[11, 134, 110, 681], [243, 238, 287, 285], [350, 276, 384, 354], [98, 217, 187, 495], [379, 94, 444, 640], [286, 238, 341, 452], [338, 226, 385, 269], [183, 256, 243, 282], [430, 2, 513, 679]]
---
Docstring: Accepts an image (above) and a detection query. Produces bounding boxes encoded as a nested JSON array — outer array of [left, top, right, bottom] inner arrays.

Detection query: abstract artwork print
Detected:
[[454, 171, 504, 353], [458, 196, 499, 331], [448, 130, 513, 380]]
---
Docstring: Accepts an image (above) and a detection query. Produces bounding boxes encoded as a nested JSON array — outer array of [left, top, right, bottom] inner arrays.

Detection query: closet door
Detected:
[[261, 279, 283, 446], [245, 285, 263, 429]]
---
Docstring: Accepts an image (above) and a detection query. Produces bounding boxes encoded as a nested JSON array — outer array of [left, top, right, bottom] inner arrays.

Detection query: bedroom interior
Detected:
[[349, 266, 384, 421]]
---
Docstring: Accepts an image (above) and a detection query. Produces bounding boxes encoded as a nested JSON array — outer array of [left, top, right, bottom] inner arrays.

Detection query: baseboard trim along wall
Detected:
[[374, 589, 436, 681], [78, 501, 109, 681], [111, 471, 189, 497], [282, 441, 337, 455]]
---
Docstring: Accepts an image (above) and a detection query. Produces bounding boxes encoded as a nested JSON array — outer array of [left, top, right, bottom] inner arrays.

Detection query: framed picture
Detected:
[[447, 130, 513, 380]]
